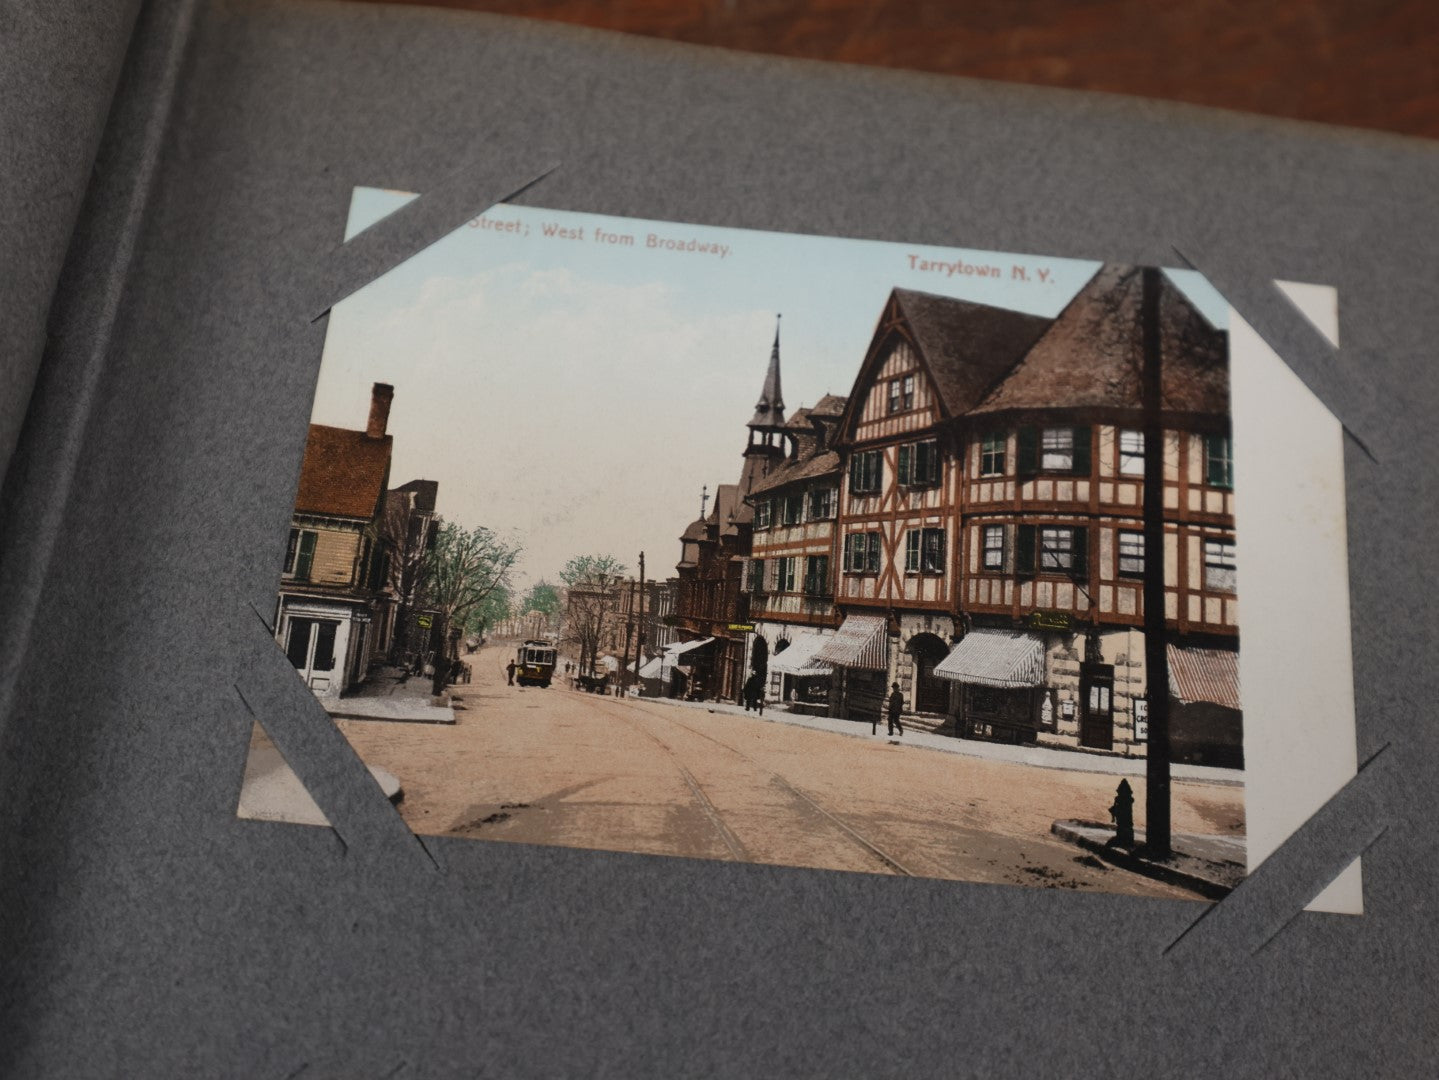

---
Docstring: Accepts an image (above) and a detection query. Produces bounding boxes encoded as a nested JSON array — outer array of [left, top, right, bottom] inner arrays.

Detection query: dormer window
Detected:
[[886, 374, 916, 414]]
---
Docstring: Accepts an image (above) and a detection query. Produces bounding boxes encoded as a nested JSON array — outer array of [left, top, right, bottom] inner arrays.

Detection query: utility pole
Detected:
[[633, 551, 646, 695], [622, 581, 635, 697], [1141, 265, 1172, 857]]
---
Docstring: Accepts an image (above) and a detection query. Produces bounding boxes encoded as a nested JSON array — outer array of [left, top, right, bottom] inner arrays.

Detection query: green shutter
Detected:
[[1071, 526, 1089, 582], [1016, 524, 1036, 578], [868, 532, 881, 573], [295, 530, 317, 580], [1017, 427, 1038, 475], [897, 444, 912, 486], [1071, 426, 1091, 475], [849, 455, 861, 492]]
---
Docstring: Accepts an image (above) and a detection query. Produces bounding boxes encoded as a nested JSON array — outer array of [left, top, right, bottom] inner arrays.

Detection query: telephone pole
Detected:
[[632, 551, 646, 694], [1141, 265, 1172, 857]]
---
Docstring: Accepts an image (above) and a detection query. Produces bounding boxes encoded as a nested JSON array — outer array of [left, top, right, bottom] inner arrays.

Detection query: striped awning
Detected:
[[1167, 645, 1242, 711], [768, 630, 834, 677], [812, 615, 889, 671], [934, 629, 1045, 689]]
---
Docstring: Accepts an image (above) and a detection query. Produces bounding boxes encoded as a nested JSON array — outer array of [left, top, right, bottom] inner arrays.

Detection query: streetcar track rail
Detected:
[[620, 699, 941, 879], [592, 698, 750, 861]]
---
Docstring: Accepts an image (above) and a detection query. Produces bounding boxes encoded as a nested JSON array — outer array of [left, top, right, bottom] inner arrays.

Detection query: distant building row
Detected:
[[670, 266, 1242, 766]]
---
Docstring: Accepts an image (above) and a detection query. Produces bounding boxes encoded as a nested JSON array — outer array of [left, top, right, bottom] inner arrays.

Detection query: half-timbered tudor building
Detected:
[[820, 290, 1051, 725], [744, 394, 847, 710], [276, 382, 395, 697], [670, 323, 788, 701], [943, 265, 1238, 763], [824, 272, 1241, 762]]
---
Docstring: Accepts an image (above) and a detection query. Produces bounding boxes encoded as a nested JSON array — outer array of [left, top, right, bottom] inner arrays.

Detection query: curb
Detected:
[[1049, 820, 1235, 900], [326, 708, 456, 726]]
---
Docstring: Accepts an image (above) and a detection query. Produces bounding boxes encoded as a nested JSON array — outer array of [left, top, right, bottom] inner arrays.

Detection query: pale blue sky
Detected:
[[312, 188, 1227, 587]]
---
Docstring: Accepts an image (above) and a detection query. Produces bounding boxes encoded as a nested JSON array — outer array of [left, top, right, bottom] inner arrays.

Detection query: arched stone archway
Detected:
[[751, 634, 769, 677], [907, 631, 951, 714]]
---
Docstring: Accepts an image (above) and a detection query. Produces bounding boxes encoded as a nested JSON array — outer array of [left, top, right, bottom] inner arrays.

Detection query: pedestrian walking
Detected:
[[506, 660, 516, 686], [886, 681, 905, 737], [743, 671, 764, 714]]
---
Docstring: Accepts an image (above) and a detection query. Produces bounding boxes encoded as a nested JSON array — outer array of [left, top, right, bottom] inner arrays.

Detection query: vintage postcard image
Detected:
[[239, 189, 1359, 907]]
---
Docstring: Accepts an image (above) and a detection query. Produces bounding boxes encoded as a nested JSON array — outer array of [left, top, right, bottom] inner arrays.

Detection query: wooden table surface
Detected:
[[374, 0, 1439, 141]]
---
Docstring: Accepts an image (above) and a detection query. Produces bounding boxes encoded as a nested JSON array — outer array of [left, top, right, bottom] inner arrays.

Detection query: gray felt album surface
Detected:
[[2, 0, 1436, 1076]]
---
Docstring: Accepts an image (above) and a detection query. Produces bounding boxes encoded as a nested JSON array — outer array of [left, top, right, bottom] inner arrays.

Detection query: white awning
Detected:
[[934, 629, 1045, 689], [637, 655, 667, 679], [669, 636, 714, 657], [812, 615, 889, 671], [768, 630, 834, 677]]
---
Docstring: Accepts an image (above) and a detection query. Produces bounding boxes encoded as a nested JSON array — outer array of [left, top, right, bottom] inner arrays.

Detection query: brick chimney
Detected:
[[366, 382, 394, 438]]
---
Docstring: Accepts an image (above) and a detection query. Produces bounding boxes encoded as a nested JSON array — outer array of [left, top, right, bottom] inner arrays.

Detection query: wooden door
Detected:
[[1079, 662, 1114, 750], [286, 617, 339, 694]]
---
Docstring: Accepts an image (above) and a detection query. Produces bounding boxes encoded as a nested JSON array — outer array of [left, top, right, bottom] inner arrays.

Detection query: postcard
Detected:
[[239, 189, 1359, 909]]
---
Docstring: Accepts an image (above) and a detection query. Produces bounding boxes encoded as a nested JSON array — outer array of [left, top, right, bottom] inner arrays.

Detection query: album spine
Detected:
[[0, 0, 200, 733]]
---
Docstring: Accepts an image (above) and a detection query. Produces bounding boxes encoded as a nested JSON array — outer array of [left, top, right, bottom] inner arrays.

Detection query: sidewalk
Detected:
[[632, 693, 1243, 785], [1050, 820, 1246, 899], [324, 664, 456, 725]]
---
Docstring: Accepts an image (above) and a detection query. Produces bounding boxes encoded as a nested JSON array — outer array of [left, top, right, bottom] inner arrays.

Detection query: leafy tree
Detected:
[[521, 580, 561, 617], [559, 553, 626, 586], [421, 519, 522, 641], [465, 582, 513, 638]]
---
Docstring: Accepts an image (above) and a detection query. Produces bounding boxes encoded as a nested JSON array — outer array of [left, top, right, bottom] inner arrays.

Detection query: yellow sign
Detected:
[[1026, 611, 1072, 631]]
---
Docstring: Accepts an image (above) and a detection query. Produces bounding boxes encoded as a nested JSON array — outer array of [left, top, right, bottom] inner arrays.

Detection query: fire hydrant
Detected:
[[1109, 778, 1135, 848]]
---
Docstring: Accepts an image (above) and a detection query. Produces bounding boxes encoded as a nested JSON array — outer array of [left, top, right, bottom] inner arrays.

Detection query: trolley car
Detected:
[[515, 639, 558, 687]]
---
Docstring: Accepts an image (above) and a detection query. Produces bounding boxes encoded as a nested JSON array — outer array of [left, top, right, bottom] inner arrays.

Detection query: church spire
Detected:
[[748, 314, 785, 429]]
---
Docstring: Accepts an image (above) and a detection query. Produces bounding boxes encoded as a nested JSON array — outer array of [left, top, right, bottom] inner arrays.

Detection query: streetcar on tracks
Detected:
[[515, 639, 558, 687]]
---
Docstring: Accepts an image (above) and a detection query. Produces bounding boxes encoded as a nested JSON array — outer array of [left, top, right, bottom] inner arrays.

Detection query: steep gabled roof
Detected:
[[810, 393, 847, 417], [890, 289, 1054, 418], [971, 264, 1229, 416], [294, 424, 392, 520]]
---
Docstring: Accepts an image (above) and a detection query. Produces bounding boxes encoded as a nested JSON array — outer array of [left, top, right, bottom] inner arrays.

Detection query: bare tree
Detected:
[[559, 554, 626, 677]]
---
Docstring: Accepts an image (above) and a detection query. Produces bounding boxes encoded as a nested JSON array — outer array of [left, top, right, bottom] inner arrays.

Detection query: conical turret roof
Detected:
[[748, 316, 786, 429]]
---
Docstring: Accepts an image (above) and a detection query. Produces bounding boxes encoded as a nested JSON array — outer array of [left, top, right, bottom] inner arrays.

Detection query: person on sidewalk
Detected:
[[506, 660, 516, 686], [742, 671, 765, 715], [886, 681, 905, 737]]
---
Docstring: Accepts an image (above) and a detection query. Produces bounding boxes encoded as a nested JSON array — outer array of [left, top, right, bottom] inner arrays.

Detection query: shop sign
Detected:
[[1027, 610, 1073, 631], [416, 615, 433, 628], [1134, 698, 1149, 741], [727, 623, 754, 632]]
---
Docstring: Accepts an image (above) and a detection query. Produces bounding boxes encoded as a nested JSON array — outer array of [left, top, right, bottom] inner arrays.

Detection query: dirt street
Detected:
[[335, 643, 1243, 900]]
